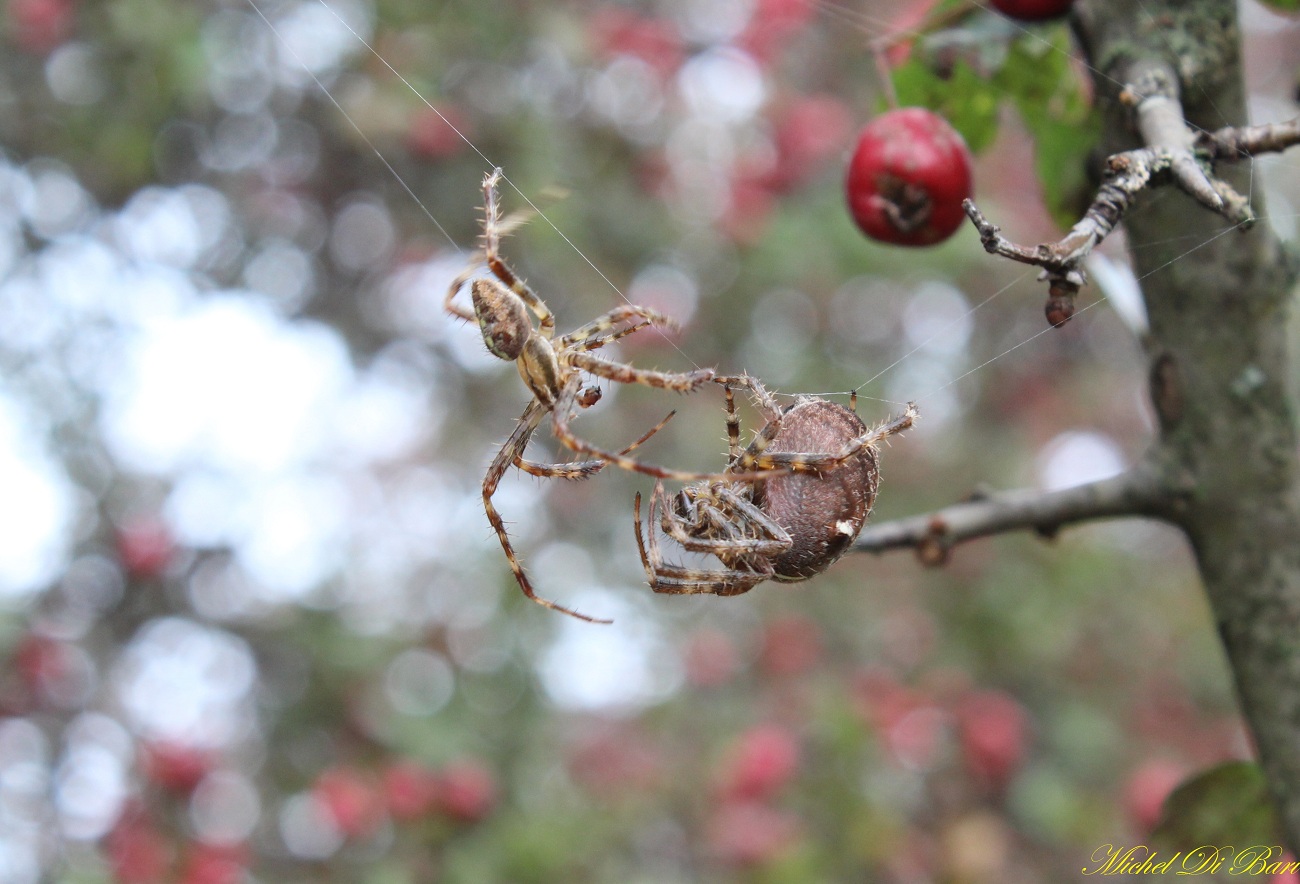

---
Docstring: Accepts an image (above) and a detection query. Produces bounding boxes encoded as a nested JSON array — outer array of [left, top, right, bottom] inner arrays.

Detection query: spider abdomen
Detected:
[[755, 398, 881, 582]]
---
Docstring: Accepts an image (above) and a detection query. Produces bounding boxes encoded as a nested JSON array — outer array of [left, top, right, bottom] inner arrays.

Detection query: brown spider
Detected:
[[634, 375, 917, 596], [447, 170, 781, 622]]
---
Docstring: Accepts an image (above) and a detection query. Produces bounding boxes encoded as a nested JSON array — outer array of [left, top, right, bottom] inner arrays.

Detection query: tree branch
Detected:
[[963, 56, 1299, 326], [854, 465, 1177, 563]]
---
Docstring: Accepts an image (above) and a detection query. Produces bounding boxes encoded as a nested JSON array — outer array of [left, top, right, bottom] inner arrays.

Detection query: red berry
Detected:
[[758, 614, 823, 677], [990, 0, 1074, 21], [141, 741, 213, 795], [954, 690, 1029, 788], [706, 801, 803, 867], [177, 843, 247, 884], [382, 760, 441, 821], [845, 108, 973, 247], [682, 629, 741, 688], [405, 105, 471, 160], [7, 0, 74, 54], [115, 517, 175, 581], [1123, 759, 1186, 833], [435, 759, 498, 824], [313, 767, 384, 839], [589, 9, 683, 80], [717, 724, 801, 802], [107, 814, 171, 884]]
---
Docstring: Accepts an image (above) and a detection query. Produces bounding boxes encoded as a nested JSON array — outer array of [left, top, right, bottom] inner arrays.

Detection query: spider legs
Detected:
[[549, 378, 783, 483], [633, 483, 775, 596], [566, 350, 715, 394], [560, 304, 682, 349], [514, 408, 676, 479], [484, 402, 612, 624], [741, 401, 918, 474]]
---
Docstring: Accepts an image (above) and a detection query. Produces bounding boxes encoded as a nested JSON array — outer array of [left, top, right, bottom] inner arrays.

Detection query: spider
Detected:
[[634, 374, 917, 596], [447, 169, 782, 622]]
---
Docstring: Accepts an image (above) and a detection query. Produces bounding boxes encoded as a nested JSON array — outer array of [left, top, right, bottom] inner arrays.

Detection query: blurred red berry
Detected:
[[758, 614, 823, 677], [313, 767, 384, 838], [717, 724, 801, 802], [8, 0, 74, 54], [589, 9, 683, 80], [1272, 854, 1300, 883], [436, 758, 498, 824], [719, 175, 776, 245], [881, 0, 945, 66], [682, 628, 741, 688], [990, 0, 1074, 21], [14, 633, 70, 698], [770, 95, 854, 192], [405, 105, 471, 160], [116, 518, 175, 581], [707, 800, 803, 867], [1123, 759, 1187, 833], [954, 690, 1030, 788], [382, 760, 441, 821], [854, 667, 923, 732], [107, 815, 170, 884], [177, 843, 246, 884], [141, 741, 213, 795], [568, 725, 663, 797], [845, 107, 973, 246], [736, 0, 815, 65]]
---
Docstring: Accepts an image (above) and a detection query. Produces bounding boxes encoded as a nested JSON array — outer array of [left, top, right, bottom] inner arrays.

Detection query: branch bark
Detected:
[[854, 465, 1177, 561]]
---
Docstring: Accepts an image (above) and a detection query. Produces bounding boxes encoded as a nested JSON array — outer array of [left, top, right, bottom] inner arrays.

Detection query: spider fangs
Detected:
[[447, 170, 783, 623], [634, 375, 917, 596]]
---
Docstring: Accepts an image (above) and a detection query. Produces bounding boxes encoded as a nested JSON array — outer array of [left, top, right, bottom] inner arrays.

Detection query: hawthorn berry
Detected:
[[435, 759, 498, 824], [115, 517, 175, 581], [845, 108, 973, 247], [141, 741, 213, 795], [954, 690, 1029, 788], [1123, 759, 1186, 833], [989, 0, 1074, 21], [312, 767, 384, 839], [716, 724, 801, 802]]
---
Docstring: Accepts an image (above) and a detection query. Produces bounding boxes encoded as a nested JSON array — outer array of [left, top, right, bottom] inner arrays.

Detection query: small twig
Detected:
[[853, 466, 1174, 563], [964, 66, 1300, 323]]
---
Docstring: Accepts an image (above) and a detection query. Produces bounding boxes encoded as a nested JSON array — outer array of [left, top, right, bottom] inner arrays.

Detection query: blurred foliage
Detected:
[[0, 1, 1294, 883]]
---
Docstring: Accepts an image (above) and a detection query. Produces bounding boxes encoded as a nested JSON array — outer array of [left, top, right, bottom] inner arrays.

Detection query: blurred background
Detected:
[[0, 0, 1297, 881]]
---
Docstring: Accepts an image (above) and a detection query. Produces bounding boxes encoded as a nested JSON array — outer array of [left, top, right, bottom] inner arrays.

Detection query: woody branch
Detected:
[[962, 59, 1299, 324], [853, 464, 1180, 563]]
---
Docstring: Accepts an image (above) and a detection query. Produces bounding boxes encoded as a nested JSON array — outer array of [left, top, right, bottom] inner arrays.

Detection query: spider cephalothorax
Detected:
[[635, 375, 917, 596], [447, 170, 781, 622]]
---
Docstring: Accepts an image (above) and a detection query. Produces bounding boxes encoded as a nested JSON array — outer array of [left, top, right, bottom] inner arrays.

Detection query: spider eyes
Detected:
[[471, 278, 531, 361]]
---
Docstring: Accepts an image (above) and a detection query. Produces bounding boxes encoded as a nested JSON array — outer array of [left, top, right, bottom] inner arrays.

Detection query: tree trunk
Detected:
[[1077, 0, 1300, 848]]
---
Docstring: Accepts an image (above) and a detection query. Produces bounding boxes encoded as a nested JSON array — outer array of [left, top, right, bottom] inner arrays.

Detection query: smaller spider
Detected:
[[448, 170, 782, 622], [634, 375, 917, 596]]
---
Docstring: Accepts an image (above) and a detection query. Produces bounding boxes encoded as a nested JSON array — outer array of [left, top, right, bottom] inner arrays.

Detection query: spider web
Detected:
[[244, 0, 1299, 421]]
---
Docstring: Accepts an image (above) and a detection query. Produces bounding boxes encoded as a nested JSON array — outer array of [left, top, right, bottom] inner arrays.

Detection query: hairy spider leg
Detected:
[[560, 304, 683, 348], [714, 374, 790, 474], [633, 486, 773, 596], [480, 168, 555, 339], [513, 408, 677, 480], [549, 377, 787, 483], [659, 483, 790, 557], [738, 401, 918, 474], [483, 401, 612, 623], [715, 375, 918, 476]]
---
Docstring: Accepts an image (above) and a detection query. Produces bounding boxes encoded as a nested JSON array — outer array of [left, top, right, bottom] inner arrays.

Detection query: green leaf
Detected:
[[890, 58, 1001, 153], [1151, 761, 1280, 848]]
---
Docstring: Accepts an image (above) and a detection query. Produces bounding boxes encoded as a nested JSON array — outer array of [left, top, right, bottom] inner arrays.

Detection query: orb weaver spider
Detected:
[[635, 374, 917, 596], [447, 170, 784, 622]]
